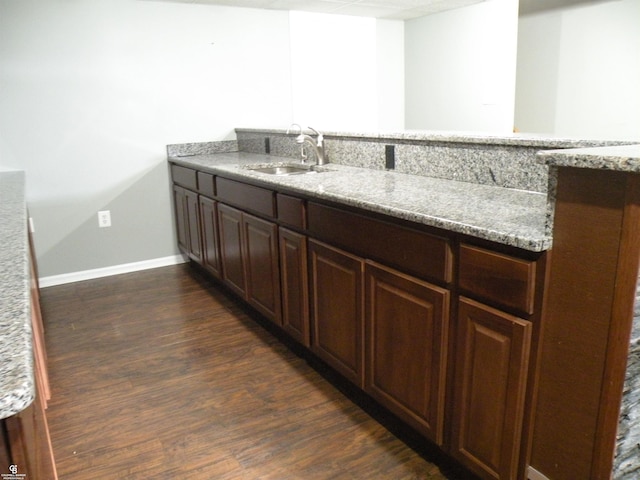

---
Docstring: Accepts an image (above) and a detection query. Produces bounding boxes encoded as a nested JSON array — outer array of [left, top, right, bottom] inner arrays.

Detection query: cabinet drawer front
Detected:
[[459, 244, 536, 315], [171, 164, 197, 190], [277, 193, 306, 230], [308, 202, 452, 284], [197, 171, 215, 197], [216, 177, 275, 218]]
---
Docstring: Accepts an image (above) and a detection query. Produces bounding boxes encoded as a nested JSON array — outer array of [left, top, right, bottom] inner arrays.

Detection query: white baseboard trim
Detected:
[[527, 466, 551, 480], [39, 254, 189, 288]]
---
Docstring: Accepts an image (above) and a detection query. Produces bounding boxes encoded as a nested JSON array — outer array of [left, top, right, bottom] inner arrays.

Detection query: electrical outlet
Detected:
[[98, 210, 111, 228]]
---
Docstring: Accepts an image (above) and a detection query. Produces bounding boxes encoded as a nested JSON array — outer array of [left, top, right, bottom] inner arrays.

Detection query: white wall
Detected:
[[515, 0, 640, 139], [0, 1, 405, 281], [404, 0, 519, 133], [0, 0, 293, 279], [376, 19, 405, 131], [288, 12, 404, 131]]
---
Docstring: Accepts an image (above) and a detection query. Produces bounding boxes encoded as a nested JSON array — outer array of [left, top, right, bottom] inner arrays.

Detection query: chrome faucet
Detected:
[[287, 124, 326, 165]]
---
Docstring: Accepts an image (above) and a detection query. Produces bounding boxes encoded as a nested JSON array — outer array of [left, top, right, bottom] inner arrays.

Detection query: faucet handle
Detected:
[[307, 126, 323, 145]]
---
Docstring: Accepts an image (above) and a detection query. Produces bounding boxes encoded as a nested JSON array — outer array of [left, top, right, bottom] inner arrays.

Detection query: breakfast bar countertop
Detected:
[[0, 170, 35, 420], [169, 151, 551, 252]]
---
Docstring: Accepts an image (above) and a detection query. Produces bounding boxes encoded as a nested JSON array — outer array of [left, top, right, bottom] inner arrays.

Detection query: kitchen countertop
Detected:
[[538, 144, 640, 172], [237, 127, 636, 149], [0, 170, 35, 420], [170, 151, 551, 252]]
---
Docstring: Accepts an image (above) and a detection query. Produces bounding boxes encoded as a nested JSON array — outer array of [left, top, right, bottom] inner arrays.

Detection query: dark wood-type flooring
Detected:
[[41, 263, 472, 479]]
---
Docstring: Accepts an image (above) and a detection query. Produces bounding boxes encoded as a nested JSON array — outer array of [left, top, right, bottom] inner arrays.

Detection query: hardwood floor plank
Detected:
[[41, 264, 469, 479]]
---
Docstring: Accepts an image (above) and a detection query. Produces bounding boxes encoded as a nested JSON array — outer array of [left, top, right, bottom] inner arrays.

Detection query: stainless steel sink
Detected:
[[244, 164, 330, 176]]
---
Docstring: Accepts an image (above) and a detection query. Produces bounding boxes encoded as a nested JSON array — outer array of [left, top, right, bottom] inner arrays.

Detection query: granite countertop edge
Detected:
[[236, 127, 637, 149], [538, 144, 640, 172], [169, 152, 551, 252], [0, 171, 36, 420]]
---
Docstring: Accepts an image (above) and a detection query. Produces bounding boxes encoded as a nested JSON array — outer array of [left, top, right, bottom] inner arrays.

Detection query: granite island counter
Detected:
[[167, 129, 640, 480], [0, 170, 57, 478], [0, 171, 34, 419]]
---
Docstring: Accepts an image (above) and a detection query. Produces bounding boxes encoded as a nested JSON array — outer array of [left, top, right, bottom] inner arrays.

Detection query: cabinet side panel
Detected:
[[531, 169, 628, 480]]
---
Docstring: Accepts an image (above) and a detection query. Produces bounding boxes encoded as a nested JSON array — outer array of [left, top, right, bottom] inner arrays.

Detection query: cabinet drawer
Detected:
[[458, 244, 536, 315], [171, 164, 197, 190], [216, 178, 275, 218], [277, 193, 306, 230], [308, 202, 453, 284], [197, 171, 215, 197]]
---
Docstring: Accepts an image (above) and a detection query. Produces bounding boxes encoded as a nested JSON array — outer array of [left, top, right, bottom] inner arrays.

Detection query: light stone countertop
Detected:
[[170, 151, 551, 252], [0, 170, 35, 420], [237, 127, 636, 149], [538, 144, 640, 171]]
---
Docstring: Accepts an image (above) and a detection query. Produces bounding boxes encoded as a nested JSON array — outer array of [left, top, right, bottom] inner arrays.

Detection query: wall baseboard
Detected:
[[39, 254, 188, 288], [527, 466, 551, 480]]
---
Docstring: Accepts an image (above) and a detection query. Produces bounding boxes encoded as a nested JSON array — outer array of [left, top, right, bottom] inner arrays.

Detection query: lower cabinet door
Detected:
[[243, 213, 281, 324], [451, 297, 532, 480], [364, 261, 449, 446], [199, 196, 222, 279], [309, 240, 364, 387], [218, 203, 247, 297], [172, 185, 189, 254], [184, 188, 202, 262], [279, 228, 310, 346]]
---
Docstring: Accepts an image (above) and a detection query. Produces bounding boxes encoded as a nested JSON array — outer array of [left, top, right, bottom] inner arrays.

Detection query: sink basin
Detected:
[[244, 164, 330, 176]]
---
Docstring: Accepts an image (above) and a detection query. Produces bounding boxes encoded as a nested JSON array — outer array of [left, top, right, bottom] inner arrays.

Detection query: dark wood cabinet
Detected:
[[309, 239, 364, 387], [218, 203, 247, 297], [173, 184, 202, 262], [451, 297, 532, 480], [169, 164, 550, 480], [172, 185, 189, 254], [243, 213, 281, 324], [199, 196, 221, 278], [279, 228, 309, 346], [364, 261, 449, 445], [217, 203, 281, 324]]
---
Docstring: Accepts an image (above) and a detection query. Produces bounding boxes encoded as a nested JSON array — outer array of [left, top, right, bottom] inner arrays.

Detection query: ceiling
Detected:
[[140, 0, 619, 20], [139, 0, 486, 20]]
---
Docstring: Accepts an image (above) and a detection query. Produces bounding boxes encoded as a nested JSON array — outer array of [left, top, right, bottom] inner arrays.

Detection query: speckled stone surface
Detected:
[[167, 140, 237, 157], [0, 171, 35, 420], [169, 151, 550, 252], [237, 127, 636, 148], [236, 128, 635, 194], [615, 281, 640, 479], [538, 144, 640, 172]]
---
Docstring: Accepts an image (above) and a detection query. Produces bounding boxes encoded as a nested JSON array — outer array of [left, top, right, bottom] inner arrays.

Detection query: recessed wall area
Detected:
[[514, 0, 640, 139], [404, 0, 519, 133], [404, 0, 640, 139]]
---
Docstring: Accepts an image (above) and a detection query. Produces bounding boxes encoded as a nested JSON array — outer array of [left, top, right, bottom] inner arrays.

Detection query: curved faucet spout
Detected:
[[286, 124, 326, 165], [286, 123, 303, 135], [302, 127, 326, 165]]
